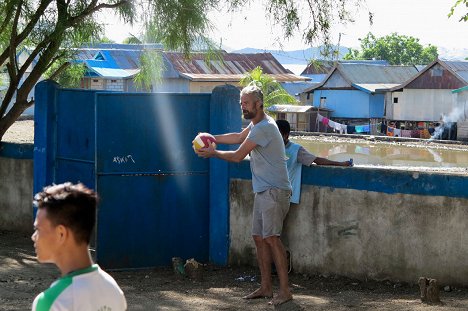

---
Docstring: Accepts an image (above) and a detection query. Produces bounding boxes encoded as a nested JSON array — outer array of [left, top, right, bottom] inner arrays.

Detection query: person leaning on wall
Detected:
[[276, 119, 353, 205]]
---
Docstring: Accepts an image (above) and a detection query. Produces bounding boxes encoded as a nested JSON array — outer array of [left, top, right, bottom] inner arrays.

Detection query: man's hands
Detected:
[[194, 142, 217, 158]]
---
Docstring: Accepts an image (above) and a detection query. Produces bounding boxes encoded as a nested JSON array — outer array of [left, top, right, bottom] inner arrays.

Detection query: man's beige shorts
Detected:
[[252, 188, 291, 238]]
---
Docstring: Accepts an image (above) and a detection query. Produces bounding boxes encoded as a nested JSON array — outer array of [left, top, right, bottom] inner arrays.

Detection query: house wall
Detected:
[[392, 89, 454, 121], [454, 90, 468, 140], [105, 79, 124, 91], [369, 93, 385, 118], [228, 162, 468, 286], [0, 143, 33, 232], [189, 82, 239, 93], [313, 89, 370, 118], [150, 78, 190, 93], [90, 78, 105, 90]]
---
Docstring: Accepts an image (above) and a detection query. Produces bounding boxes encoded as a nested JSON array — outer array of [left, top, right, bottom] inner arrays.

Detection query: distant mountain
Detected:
[[234, 46, 468, 65], [233, 46, 350, 65], [438, 47, 468, 61]]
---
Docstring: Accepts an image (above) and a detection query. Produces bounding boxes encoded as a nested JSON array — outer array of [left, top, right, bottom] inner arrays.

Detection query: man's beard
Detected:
[[242, 108, 256, 119]]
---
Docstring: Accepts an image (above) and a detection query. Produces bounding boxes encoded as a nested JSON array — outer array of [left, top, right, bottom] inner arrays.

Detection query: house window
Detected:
[[320, 96, 327, 107], [93, 79, 99, 83], [94, 52, 105, 61], [431, 68, 443, 77], [393, 97, 398, 104], [111, 80, 117, 83]]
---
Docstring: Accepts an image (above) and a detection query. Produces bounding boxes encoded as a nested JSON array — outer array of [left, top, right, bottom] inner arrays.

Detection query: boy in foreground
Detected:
[[32, 182, 127, 311]]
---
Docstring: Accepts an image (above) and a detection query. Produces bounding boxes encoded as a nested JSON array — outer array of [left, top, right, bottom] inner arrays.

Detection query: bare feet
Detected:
[[268, 294, 293, 306], [242, 288, 273, 299]]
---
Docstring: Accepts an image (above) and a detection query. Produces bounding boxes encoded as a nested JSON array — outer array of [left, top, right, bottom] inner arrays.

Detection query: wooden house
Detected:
[[387, 59, 468, 127]]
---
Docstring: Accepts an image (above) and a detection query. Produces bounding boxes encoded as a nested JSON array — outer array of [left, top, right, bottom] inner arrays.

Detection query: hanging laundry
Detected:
[[381, 124, 388, 134], [322, 117, 330, 126], [387, 127, 394, 137], [355, 125, 370, 133], [340, 124, 348, 134], [394, 128, 401, 137], [401, 129, 412, 137], [317, 114, 324, 122], [420, 129, 431, 139], [410, 130, 420, 138]]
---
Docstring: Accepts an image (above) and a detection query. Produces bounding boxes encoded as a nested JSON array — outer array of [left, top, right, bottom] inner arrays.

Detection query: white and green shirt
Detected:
[[32, 264, 127, 311]]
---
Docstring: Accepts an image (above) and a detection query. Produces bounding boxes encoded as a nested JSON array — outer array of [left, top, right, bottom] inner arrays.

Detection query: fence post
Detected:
[[209, 85, 241, 265]]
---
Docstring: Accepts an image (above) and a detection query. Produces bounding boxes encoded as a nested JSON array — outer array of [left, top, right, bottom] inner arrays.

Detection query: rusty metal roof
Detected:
[[163, 51, 308, 82], [73, 46, 308, 82]]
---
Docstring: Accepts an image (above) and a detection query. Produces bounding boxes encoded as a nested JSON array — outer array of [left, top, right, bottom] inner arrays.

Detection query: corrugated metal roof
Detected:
[[267, 104, 316, 113], [389, 59, 468, 91], [282, 82, 319, 95], [352, 83, 402, 93], [180, 73, 309, 82], [163, 52, 307, 82], [90, 68, 139, 78], [452, 85, 468, 93], [303, 63, 418, 93], [444, 61, 468, 83], [339, 63, 418, 84], [300, 60, 390, 75]]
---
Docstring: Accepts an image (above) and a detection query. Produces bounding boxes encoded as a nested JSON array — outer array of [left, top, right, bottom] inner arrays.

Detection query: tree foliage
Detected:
[[449, 0, 468, 21], [239, 66, 298, 112], [343, 33, 438, 65], [0, 0, 361, 140]]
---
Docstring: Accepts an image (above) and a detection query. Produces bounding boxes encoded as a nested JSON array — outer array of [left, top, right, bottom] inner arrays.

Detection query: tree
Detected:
[[0, 0, 361, 141], [239, 66, 298, 112], [449, 0, 468, 21], [343, 32, 438, 65]]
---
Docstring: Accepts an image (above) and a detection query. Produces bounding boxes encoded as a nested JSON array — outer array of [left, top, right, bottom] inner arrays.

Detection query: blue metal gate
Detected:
[[34, 81, 240, 269], [94, 93, 212, 268]]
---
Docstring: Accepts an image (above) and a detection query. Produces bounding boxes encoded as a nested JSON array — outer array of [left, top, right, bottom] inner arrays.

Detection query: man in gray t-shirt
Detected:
[[195, 85, 292, 306]]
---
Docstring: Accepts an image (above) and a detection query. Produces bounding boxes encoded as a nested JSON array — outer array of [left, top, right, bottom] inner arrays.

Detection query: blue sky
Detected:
[[105, 0, 468, 51]]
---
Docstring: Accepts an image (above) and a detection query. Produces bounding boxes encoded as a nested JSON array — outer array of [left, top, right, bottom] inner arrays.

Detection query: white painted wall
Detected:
[[391, 89, 454, 121]]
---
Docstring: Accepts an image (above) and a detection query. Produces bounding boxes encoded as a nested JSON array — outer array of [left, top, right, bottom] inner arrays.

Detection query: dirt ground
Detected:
[[1, 230, 468, 311], [2, 119, 34, 144]]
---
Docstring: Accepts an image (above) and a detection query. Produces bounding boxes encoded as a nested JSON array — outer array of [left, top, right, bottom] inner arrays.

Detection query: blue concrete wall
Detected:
[[369, 93, 385, 118], [230, 160, 468, 199], [311, 90, 385, 119]]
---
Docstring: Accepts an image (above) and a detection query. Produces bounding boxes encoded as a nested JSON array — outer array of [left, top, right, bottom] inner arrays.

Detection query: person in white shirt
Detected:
[[31, 182, 127, 311]]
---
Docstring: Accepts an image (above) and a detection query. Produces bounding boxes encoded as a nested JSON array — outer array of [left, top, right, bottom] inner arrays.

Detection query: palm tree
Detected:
[[239, 66, 298, 111]]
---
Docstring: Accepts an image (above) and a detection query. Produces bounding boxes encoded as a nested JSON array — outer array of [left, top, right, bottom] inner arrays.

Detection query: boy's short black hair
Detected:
[[34, 182, 98, 244], [276, 119, 290, 135]]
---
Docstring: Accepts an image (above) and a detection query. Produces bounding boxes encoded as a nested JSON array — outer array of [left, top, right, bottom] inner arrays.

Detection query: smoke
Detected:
[[431, 106, 464, 140]]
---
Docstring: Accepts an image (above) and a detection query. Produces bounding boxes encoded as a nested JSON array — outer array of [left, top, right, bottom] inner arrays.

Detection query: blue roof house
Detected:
[[302, 63, 418, 129]]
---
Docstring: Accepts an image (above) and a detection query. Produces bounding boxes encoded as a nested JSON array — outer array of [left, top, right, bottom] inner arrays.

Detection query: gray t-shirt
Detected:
[[247, 116, 291, 193]]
